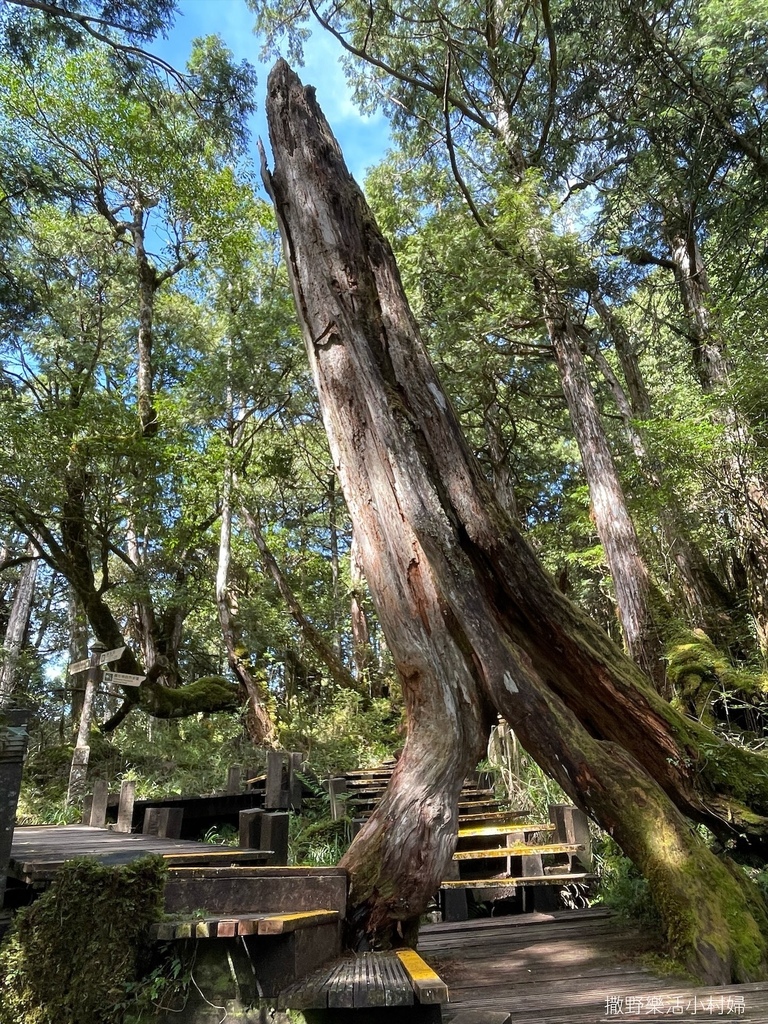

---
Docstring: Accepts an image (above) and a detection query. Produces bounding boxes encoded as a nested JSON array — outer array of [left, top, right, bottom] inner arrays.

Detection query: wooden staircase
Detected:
[[330, 763, 594, 920]]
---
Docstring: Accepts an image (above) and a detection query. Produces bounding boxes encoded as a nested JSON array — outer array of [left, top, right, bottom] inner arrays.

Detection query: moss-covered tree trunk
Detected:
[[263, 59, 768, 981]]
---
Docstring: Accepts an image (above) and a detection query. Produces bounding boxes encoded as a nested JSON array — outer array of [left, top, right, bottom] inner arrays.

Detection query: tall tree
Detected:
[[263, 58, 768, 983], [253, 0, 669, 686]]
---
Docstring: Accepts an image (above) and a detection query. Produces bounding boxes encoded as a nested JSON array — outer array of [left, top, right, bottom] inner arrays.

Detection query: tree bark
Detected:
[[588, 295, 736, 632], [67, 588, 89, 727], [263, 60, 768, 980], [665, 211, 768, 648]]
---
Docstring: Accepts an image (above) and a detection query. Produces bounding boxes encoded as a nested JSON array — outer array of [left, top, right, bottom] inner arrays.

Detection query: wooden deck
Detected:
[[418, 909, 768, 1023], [8, 824, 271, 884]]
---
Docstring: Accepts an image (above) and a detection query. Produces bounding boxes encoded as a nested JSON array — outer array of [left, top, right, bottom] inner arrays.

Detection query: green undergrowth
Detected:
[[0, 856, 166, 1024], [592, 836, 663, 931]]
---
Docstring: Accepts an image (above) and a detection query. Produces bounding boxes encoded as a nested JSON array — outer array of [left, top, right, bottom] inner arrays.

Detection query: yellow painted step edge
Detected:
[[395, 949, 449, 1004]]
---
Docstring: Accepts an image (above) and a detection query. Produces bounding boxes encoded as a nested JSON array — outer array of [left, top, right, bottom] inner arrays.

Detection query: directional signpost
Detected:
[[66, 643, 139, 804], [98, 646, 125, 666]]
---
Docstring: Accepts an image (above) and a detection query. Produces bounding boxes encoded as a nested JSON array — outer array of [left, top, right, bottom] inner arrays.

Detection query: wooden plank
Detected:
[[381, 951, 415, 1006], [87, 780, 110, 828], [454, 843, 584, 860], [441, 873, 595, 889], [458, 822, 555, 839], [265, 750, 290, 809], [257, 909, 339, 934], [162, 849, 271, 866], [115, 779, 135, 833], [458, 809, 530, 823], [396, 948, 449, 1004], [164, 872, 347, 917], [327, 959, 357, 1008], [278, 958, 341, 1010]]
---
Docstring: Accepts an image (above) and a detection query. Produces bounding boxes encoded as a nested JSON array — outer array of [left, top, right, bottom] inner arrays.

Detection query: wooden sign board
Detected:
[[98, 646, 126, 665], [102, 670, 145, 687]]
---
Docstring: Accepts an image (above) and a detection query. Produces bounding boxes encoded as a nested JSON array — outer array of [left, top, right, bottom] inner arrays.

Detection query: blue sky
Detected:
[[153, 0, 391, 185]]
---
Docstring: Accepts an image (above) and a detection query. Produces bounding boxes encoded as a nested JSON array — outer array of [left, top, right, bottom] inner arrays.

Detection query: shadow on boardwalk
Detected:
[[418, 908, 768, 1023]]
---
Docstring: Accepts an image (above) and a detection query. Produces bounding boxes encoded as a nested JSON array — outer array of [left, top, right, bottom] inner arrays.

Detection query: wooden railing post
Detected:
[[115, 779, 136, 833]]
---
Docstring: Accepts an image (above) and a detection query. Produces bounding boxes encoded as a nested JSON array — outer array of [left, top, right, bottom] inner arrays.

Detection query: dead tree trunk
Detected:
[[263, 60, 768, 981]]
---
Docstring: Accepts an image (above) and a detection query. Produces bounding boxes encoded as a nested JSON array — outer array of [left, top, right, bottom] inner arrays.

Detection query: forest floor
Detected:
[[419, 908, 768, 1023]]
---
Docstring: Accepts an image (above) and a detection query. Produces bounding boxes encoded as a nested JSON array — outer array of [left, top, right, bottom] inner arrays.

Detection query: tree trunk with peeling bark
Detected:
[[263, 60, 768, 982]]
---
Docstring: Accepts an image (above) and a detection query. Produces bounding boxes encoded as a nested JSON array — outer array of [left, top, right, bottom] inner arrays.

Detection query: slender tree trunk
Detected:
[[588, 297, 735, 631], [541, 283, 665, 688], [68, 588, 89, 728], [0, 543, 38, 707], [349, 531, 374, 688], [487, 20, 664, 686], [216, 464, 277, 746], [263, 61, 768, 979], [483, 399, 518, 518], [131, 203, 159, 437]]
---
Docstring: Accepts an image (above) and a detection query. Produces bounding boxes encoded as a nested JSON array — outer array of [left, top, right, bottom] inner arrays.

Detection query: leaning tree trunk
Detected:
[[263, 60, 768, 981], [588, 296, 735, 633], [240, 506, 363, 694]]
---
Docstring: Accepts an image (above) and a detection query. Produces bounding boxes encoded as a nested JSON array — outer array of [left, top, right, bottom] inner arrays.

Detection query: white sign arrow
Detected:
[[102, 670, 145, 687], [68, 659, 90, 675], [98, 646, 126, 665]]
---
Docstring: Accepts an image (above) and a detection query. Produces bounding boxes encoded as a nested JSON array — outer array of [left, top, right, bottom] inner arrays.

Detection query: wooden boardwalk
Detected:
[[418, 909, 768, 1023], [8, 824, 270, 884]]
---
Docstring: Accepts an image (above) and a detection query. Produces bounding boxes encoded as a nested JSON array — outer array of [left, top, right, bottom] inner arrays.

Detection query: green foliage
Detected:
[[593, 837, 663, 931], [289, 814, 350, 866], [0, 856, 166, 1024], [277, 688, 404, 781]]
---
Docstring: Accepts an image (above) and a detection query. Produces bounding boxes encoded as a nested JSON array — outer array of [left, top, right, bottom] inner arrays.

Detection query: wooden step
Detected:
[[395, 948, 449, 1004], [277, 949, 448, 1010], [453, 842, 584, 861], [161, 849, 272, 866], [457, 822, 555, 840], [458, 808, 530, 824], [150, 908, 339, 940], [440, 872, 595, 889], [164, 865, 348, 917]]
